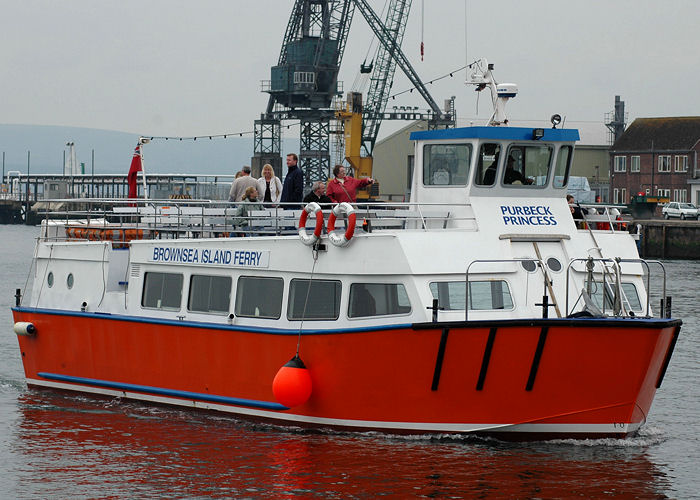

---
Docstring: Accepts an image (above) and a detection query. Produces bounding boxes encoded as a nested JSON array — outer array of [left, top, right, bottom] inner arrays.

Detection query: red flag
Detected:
[[128, 144, 142, 198]]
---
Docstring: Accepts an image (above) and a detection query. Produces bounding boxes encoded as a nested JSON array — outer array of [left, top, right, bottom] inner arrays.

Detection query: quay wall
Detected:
[[637, 220, 700, 260]]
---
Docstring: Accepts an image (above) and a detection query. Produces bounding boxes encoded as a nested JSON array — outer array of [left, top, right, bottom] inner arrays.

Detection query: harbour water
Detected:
[[1, 224, 698, 498]]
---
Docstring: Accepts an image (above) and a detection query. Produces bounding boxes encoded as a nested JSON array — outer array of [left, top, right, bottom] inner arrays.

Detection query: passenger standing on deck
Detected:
[[234, 186, 264, 230], [229, 166, 258, 202], [280, 153, 304, 208], [257, 164, 282, 207], [326, 164, 374, 204], [567, 194, 588, 227], [303, 181, 332, 206]]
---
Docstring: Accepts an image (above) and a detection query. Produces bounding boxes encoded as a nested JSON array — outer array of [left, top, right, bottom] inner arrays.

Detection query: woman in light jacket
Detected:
[[257, 164, 283, 207]]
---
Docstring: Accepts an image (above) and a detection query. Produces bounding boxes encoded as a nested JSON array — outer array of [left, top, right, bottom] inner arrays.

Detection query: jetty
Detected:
[[1, 173, 235, 224]]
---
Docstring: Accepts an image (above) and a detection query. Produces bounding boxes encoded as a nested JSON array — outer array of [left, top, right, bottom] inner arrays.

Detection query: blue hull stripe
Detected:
[[13, 306, 411, 335], [37, 372, 288, 411]]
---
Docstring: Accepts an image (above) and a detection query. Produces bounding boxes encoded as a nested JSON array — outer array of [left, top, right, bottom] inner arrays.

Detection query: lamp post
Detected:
[[594, 165, 599, 200]]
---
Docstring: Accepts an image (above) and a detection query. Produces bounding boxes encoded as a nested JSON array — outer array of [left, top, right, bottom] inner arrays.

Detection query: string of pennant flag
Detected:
[[140, 65, 467, 142]]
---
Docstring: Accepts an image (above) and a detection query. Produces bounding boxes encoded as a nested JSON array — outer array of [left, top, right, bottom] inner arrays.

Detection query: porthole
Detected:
[[67, 273, 74, 289], [521, 260, 537, 273], [546, 257, 562, 273], [47, 272, 54, 288]]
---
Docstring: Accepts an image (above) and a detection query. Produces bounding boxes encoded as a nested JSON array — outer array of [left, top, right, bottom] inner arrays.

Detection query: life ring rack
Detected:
[[327, 202, 356, 247], [298, 202, 324, 246]]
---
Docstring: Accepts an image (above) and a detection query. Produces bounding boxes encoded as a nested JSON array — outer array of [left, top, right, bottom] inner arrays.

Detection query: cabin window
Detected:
[[235, 276, 283, 319], [429, 280, 514, 311], [288, 279, 341, 321], [586, 281, 643, 312], [348, 283, 412, 318], [474, 143, 501, 186], [422, 144, 472, 186], [553, 146, 572, 188], [503, 145, 553, 187], [142, 272, 183, 310], [188, 275, 232, 314]]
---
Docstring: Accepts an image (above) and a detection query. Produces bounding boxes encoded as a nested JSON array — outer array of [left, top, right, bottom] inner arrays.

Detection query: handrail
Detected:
[[465, 258, 544, 321], [37, 198, 474, 242], [564, 257, 663, 318]]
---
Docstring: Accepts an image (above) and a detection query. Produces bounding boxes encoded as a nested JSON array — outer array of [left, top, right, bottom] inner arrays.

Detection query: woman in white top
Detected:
[[257, 164, 283, 207]]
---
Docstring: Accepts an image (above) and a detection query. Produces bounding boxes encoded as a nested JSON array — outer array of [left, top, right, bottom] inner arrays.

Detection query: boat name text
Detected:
[[150, 247, 269, 267], [500, 205, 557, 226]]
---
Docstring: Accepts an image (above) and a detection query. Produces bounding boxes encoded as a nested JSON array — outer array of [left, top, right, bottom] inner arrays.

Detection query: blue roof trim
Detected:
[[410, 126, 580, 142], [38, 372, 289, 411], [13, 306, 411, 335]]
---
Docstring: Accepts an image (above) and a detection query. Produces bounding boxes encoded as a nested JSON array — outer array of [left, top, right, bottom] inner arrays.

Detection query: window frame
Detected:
[[234, 275, 284, 319], [552, 145, 572, 189], [422, 143, 472, 187], [502, 143, 554, 188], [674, 155, 688, 172], [614, 155, 627, 173], [428, 280, 515, 311], [630, 155, 640, 173], [187, 274, 232, 315], [658, 155, 671, 172], [348, 282, 412, 319], [141, 271, 184, 311], [287, 278, 342, 321]]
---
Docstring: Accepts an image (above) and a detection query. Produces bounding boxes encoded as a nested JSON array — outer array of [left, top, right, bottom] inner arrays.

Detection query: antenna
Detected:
[[466, 59, 518, 126]]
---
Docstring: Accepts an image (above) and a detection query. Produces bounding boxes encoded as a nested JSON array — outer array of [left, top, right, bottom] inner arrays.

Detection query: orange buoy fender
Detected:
[[327, 202, 356, 247], [298, 202, 324, 246], [272, 355, 312, 408]]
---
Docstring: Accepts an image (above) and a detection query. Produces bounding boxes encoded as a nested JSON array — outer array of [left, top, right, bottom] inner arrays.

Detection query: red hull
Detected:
[[13, 308, 680, 438]]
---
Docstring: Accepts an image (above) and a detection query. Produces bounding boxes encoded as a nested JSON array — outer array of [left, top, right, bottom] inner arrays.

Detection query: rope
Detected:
[[296, 245, 320, 356]]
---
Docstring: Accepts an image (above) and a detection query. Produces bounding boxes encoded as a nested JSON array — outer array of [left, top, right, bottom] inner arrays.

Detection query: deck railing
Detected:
[[37, 198, 472, 242]]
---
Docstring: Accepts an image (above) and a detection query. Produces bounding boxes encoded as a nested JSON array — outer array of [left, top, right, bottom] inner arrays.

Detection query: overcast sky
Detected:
[[2, 0, 699, 143]]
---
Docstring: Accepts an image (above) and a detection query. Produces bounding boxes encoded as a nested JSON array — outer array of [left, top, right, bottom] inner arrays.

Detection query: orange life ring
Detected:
[[327, 202, 356, 247], [298, 202, 324, 246]]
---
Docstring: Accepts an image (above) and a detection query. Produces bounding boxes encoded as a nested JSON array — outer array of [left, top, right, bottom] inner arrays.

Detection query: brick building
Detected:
[[609, 117, 700, 206]]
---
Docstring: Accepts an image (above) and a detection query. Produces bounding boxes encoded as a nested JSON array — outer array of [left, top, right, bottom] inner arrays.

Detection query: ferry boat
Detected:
[[12, 62, 681, 440]]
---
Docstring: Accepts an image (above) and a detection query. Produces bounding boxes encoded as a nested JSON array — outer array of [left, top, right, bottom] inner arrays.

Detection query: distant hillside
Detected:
[[0, 124, 297, 176]]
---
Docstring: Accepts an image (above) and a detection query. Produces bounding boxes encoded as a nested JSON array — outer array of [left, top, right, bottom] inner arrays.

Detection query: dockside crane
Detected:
[[253, 0, 454, 194], [253, 0, 354, 186]]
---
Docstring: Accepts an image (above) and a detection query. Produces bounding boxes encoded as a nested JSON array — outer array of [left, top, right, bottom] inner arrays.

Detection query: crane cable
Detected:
[[420, 0, 424, 61]]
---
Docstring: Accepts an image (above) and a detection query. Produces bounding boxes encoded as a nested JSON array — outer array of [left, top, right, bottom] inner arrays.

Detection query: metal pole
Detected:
[[91, 149, 95, 198], [2, 151, 5, 187], [139, 137, 150, 200], [26, 151, 30, 220]]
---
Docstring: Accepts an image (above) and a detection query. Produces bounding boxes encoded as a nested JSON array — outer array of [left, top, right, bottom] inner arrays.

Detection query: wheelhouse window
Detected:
[[142, 272, 183, 310], [422, 144, 472, 186], [429, 281, 514, 311], [235, 276, 283, 319], [188, 275, 231, 314], [474, 143, 501, 186], [348, 283, 411, 318], [503, 145, 553, 187], [288, 279, 341, 321], [553, 145, 572, 188]]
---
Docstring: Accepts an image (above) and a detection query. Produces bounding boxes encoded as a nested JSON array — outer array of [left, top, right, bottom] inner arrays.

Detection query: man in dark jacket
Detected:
[[303, 181, 332, 207], [280, 153, 304, 208]]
